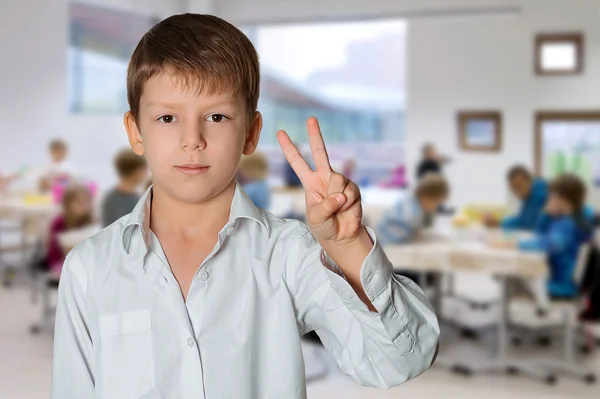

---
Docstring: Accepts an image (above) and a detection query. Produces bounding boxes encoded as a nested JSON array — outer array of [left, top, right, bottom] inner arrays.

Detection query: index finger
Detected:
[[277, 130, 311, 182], [306, 117, 331, 172]]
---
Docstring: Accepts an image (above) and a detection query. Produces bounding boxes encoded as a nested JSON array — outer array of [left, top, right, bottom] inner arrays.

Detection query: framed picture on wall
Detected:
[[457, 111, 502, 152]]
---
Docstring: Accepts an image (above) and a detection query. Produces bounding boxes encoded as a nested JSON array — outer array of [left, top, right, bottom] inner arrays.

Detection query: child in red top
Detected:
[[47, 185, 94, 274]]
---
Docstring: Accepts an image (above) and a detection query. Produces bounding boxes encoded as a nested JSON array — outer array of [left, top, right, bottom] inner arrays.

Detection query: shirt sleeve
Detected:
[[501, 215, 523, 230], [51, 244, 97, 398], [519, 220, 573, 255], [287, 225, 439, 389]]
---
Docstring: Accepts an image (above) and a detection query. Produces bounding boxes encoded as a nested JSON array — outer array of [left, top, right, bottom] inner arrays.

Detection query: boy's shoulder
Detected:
[[64, 214, 135, 270]]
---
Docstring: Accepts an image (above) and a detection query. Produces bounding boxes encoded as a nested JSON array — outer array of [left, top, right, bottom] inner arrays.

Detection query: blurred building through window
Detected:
[[68, 2, 158, 113], [241, 20, 407, 186]]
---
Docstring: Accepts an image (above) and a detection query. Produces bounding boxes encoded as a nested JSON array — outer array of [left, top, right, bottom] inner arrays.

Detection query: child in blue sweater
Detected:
[[494, 174, 592, 308]]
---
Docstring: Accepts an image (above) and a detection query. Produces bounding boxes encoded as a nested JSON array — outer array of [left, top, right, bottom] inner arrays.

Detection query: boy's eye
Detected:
[[157, 115, 176, 124], [207, 114, 228, 123]]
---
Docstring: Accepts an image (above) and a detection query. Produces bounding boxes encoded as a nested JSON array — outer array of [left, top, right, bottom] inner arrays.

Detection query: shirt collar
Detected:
[[122, 183, 269, 253]]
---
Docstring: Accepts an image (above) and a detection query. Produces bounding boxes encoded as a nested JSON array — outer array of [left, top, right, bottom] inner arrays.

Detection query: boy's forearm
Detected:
[[320, 226, 378, 312]]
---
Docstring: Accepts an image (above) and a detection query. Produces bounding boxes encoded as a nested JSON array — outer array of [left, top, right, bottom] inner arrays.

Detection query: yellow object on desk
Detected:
[[452, 213, 471, 228], [22, 193, 52, 205], [462, 203, 507, 223]]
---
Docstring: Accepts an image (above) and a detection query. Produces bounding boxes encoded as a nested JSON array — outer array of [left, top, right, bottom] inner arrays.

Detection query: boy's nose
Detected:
[[180, 125, 207, 151]]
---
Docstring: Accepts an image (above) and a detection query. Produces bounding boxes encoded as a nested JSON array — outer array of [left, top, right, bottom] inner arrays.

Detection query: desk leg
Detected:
[[430, 271, 460, 370]]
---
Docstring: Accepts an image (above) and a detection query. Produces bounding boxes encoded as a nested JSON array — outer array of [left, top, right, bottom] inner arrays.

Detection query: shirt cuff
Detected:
[[320, 227, 393, 308]]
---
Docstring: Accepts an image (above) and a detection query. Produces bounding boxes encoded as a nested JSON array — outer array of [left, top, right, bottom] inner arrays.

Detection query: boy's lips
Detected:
[[175, 164, 210, 175]]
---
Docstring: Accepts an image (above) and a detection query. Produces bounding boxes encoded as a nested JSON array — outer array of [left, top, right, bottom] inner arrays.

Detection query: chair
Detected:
[[28, 250, 59, 335], [508, 242, 597, 384], [0, 211, 38, 287]]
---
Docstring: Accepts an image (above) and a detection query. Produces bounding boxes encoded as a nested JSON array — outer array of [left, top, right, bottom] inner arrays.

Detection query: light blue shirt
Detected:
[[52, 185, 439, 399], [376, 194, 425, 245]]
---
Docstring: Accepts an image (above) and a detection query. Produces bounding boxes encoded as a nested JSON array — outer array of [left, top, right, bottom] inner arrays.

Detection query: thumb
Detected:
[[313, 193, 346, 222]]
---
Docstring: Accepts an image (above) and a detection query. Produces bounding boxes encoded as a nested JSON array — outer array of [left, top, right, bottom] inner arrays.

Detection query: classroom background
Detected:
[[1, 0, 600, 398]]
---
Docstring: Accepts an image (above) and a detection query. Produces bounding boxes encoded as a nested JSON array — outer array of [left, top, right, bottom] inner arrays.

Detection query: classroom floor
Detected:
[[0, 286, 598, 399]]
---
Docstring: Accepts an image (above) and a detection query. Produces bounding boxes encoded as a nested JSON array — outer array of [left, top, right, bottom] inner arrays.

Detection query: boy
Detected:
[[416, 143, 450, 180], [101, 148, 148, 227], [377, 173, 450, 245], [52, 14, 439, 399], [485, 165, 548, 230]]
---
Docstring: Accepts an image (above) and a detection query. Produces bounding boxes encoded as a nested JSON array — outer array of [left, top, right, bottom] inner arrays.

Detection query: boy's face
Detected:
[[125, 72, 262, 204], [509, 174, 532, 200], [545, 193, 572, 216], [420, 196, 443, 213], [51, 147, 67, 163], [69, 192, 92, 217]]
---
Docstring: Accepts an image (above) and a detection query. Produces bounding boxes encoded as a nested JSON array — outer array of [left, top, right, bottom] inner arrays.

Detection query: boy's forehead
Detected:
[[141, 70, 240, 105]]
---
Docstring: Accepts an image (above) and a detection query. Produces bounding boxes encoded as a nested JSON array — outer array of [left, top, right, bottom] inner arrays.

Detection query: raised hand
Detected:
[[277, 117, 363, 243]]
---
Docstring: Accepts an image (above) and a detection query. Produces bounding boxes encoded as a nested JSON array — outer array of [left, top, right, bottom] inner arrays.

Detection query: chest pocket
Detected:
[[95, 309, 155, 399]]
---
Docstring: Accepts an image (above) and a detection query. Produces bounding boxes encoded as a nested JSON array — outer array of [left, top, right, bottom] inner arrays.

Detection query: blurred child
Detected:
[[47, 185, 94, 275], [39, 139, 75, 192], [239, 151, 271, 209], [485, 165, 548, 230], [377, 173, 450, 245], [416, 143, 450, 180], [101, 149, 148, 227], [492, 174, 592, 308]]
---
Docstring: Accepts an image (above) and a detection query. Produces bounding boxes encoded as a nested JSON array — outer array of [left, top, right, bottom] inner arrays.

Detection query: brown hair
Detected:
[[239, 152, 268, 180], [114, 149, 147, 179], [550, 173, 586, 217], [49, 139, 67, 152], [416, 173, 449, 199], [62, 185, 93, 229], [127, 14, 260, 125], [507, 165, 532, 181]]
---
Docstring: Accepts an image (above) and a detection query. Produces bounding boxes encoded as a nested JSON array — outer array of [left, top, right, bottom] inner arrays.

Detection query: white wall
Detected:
[[0, 0, 189, 191], [216, 0, 521, 25], [406, 0, 600, 207]]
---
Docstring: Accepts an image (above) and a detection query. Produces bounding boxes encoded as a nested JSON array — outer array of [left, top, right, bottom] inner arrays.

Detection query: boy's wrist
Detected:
[[319, 226, 373, 267]]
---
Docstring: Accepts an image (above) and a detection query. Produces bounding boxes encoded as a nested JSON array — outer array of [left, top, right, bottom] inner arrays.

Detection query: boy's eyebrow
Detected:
[[146, 101, 180, 109]]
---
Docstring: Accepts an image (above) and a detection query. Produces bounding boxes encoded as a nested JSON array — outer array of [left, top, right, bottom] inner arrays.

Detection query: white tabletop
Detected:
[[383, 225, 546, 278], [0, 197, 59, 217]]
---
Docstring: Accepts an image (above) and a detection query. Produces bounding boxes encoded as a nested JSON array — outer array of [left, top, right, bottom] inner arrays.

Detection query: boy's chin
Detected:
[[158, 182, 233, 205]]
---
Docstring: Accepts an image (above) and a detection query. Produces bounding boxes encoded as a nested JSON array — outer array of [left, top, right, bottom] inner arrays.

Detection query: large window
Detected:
[[536, 111, 600, 205], [241, 20, 407, 184], [68, 2, 158, 113]]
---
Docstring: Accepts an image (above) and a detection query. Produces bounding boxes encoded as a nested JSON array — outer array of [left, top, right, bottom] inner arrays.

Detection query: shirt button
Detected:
[[199, 271, 209, 281], [226, 226, 234, 235], [187, 337, 195, 347]]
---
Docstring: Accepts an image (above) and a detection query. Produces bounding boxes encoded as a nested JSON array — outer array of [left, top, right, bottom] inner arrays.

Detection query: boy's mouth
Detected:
[[175, 164, 210, 175]]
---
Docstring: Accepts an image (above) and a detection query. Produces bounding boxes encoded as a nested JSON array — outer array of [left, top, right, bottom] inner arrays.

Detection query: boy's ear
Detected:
[[124, 112, 145, 156], [243, 112, 263, 156]]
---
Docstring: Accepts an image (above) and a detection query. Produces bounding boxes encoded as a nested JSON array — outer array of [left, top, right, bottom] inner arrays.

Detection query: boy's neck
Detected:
[[150, 180, 235, 241], [117, 180, 138, 194]]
